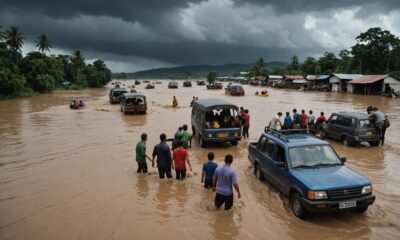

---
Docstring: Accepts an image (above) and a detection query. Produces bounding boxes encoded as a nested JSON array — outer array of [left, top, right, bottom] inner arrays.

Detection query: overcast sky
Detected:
[[1, 0, 399, 72]]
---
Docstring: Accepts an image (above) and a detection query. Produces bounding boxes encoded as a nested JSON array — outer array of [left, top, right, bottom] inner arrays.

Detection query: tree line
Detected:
[[246, 27, 400, 79], [0, 25, 112, 99]]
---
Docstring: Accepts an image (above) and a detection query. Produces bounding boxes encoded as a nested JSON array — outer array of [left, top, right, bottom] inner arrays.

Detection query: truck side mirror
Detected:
[[340, 157, 347, 164]]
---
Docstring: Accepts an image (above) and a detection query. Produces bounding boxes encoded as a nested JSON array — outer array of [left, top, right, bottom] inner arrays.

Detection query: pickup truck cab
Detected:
[[191, 98, 242, 147], [321, 112, 380, 146], [248, 128, 375, 219]]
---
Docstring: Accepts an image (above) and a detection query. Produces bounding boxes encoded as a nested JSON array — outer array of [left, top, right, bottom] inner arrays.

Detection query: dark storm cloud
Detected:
[[1, 0, 399, 71], [233, 0, 400, 14]]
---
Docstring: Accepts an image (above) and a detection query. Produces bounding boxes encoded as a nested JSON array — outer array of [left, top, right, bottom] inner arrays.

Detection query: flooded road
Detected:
[[1, 81, 399, 240]]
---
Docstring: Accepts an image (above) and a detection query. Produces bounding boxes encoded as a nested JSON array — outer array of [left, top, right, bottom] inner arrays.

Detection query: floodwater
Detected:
[[0, 81, 399, 240]]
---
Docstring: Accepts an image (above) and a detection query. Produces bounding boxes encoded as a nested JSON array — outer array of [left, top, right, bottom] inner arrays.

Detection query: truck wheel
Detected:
[[199, 135, 206, 147], [192, 126, 196, 137], [342, 136, 353, 146], [254, 164, 264, 180], [231, 141, 238, 146], [291, 193, 308, 219], [354, 206, 368, 213], [368, 141, 379, 147]]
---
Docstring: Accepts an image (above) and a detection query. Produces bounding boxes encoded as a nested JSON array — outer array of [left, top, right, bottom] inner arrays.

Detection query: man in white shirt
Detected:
[[269, 112, 282, 130]]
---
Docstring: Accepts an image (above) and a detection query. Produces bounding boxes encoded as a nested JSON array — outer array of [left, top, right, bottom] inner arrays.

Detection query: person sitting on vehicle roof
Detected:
[[79, 100, 85, 107]]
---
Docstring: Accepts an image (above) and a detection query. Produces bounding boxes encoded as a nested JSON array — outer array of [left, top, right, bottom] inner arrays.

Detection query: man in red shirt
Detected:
[[315, 111, 327, 131], [300, 109, 308, 129], [172, 140, 192, 180], [243, 109, 250, 138]]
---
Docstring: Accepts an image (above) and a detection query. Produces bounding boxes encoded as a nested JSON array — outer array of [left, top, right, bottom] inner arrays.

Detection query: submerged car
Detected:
[[225, 84, 245, 96], [248, 128, 375, 219], [321, 112, 380, 146], [120, 93, 147, 114], [197, 80, 206, 86], [168, 81, 178, 89], [109, 88, 128, 104], [183, 81, 192, 87], [145, 83, 155, 89], [134, 80, 141, 85]]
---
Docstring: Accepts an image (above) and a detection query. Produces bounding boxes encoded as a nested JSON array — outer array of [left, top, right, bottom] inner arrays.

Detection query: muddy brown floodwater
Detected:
[[1, 81, 400, 240]]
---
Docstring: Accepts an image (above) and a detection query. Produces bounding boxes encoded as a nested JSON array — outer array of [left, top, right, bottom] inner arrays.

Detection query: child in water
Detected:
[[201, 152, 218, 189], [173, 96, 178, 108]]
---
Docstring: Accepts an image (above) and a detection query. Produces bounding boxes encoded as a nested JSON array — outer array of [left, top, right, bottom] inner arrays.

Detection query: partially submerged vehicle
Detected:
[[183, 81, 192, 87], [320, 112, 380, 146], [134, 80, 141, 85], [206, 82, 223, 90], [191, 98, 242, 147], [145, 83, 155, 89], [248, 128, 375, 219], [109, 88, 128, 104], [197, 80, 206, 86], [225, 84, 245, 96], [120, 93, 147, 114], [168, 81, 178, 89]]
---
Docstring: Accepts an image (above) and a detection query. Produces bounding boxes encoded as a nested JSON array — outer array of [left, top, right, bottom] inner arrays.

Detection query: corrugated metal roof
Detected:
[[332, 73, 363, 80], [284, 75, 304, 80], [318, 75, 331, 80], [268, 75, 283, 79], [348, 75, 388, 84], [306, 75, 318, 80]]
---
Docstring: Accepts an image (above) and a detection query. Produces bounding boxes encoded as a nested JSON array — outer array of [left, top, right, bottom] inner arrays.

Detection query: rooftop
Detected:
[[193, 98, 238, 111], [348, 75, 388, 84], [334, 111, 369, 119], [332, 73, 363, 80]]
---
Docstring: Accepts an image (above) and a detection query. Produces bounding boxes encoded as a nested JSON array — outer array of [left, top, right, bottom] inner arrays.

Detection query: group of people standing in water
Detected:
[[69, 100, 85, 109], [135, 127, 241, 211]]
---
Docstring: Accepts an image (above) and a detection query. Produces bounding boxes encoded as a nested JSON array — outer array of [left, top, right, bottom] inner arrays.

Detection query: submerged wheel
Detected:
[[291, 193, 308, 219], [254, 163, 264, 180], [342, 136, 352, 146], [231, 141, 238, 146], [199, 135, 206, 147], [354, 206, 368, 213], [369, 141, 380, 147]]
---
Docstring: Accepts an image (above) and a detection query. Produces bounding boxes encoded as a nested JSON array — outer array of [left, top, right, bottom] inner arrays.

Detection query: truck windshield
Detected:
[[288, 145, 342, 169]]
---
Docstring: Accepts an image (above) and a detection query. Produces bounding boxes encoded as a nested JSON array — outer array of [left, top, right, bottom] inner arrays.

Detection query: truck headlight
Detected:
[[362, 185, 372, 194], [307, 191, 328, 200]]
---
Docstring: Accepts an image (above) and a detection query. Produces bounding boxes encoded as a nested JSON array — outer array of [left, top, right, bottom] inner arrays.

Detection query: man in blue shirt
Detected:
[[152, 133, 173, 179], [201, 152, 218, 189], [283, 112, 292, 129], [212, 154, 241, 210]]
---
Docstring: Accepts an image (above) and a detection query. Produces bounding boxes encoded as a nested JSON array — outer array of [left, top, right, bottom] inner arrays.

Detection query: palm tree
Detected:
[[5, 26, 24, 52], [72, 50, 85, 82], [35, 34, 52, 55]]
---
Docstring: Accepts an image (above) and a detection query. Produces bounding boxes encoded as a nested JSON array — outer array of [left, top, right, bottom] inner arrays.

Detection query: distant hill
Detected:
[[125, 61, 288, 79]]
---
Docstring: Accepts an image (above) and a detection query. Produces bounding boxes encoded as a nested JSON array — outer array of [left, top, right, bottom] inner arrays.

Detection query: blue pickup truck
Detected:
[[248, 128, 375, 219]]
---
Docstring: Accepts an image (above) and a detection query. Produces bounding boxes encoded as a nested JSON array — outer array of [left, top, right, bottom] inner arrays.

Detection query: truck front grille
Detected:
[[327, 187, 362, 200]]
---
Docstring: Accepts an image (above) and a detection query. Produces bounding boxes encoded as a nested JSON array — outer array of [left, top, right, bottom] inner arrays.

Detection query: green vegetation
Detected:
[[206, 71, 218, 84], [0, 25, 112, 99], [267, 27, 400, 76]]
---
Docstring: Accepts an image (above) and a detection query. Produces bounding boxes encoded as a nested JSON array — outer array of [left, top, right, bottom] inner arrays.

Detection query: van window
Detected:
[[261, 138, 276, 158], [359, 119, 372, 128]]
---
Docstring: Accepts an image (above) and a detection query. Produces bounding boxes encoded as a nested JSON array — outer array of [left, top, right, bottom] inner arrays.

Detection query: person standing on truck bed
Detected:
[[213, 154, 241, 210], [152, 133, 173, 179], [180, 124, 192, 149], [292, 109, 301, 129], [283, 112, 292, 130], [300, 109, 308, 129]]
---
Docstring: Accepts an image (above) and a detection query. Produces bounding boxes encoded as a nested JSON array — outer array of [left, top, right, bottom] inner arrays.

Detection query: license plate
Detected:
[[339, 201, 356, 209], [366, 131, 372, 136], [218, 133, 228, 138]]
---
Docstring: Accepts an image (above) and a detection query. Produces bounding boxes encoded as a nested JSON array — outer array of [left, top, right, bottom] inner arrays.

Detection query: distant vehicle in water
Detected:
[[143, 80, 150, 83], [109, 88, 128, 104], [120, 93, 147, 114], [225, 84, 245, 96], [320, 112, 380, 147], [197, 80, 206, 86], [155, 80, 163, 84], [191, 98, 242, 147], [183, 81, 192, 87], [206, 82, 223, 90], [168, 81, 178, 89], [145, 83, 155, 89], [134, 80, 141, 85], [248, 128, 375, 219]]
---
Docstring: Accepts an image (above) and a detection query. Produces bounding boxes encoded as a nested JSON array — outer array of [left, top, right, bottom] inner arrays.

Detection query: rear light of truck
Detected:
[[355, 129, 359, 136]]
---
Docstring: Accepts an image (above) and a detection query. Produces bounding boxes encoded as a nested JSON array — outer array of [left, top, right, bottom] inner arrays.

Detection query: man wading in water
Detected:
[[212, 154, 241, 210], [152, 133, 173, 179], [135, 133, 152, 173]]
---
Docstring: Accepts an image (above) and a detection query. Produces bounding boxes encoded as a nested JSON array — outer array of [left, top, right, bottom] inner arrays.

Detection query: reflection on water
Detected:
[[0, 81, 399, 239]]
